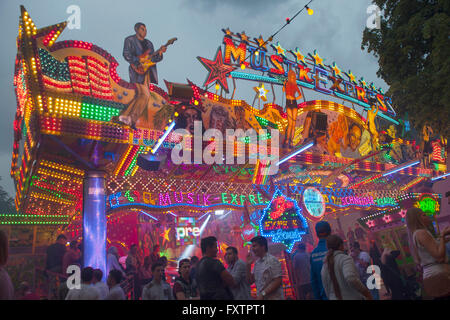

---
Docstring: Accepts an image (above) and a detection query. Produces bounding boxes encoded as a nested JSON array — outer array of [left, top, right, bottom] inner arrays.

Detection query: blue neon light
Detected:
[[140, 211, 158, 221], [382, 160, 420, 177], [259, 190, 309, 252], [83, 173, 107, 280], [277, 142, 314, 165], [152, 121, 175, 154], [431, 172, 450, 181], [197, 212, 211, 221]]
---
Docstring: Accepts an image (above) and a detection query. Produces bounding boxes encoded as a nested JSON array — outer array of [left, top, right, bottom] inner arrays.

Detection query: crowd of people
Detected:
[[0, 207, 449, 300], [291, 208, 450, 300]]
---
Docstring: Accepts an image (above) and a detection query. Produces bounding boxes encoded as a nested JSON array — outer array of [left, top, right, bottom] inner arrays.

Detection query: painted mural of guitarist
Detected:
[[116, 23, 176, 129], [124, 22, 167, 84]]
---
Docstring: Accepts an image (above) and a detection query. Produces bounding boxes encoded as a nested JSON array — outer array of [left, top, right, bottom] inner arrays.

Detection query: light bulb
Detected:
[[307, 6, 314, 15]]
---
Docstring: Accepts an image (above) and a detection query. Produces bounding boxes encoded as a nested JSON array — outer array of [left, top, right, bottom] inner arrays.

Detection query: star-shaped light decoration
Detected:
[[290, 47, 306, 65], [366, 220, 375, 228], [197, 47, 236, 93], [382, 215, 392, 223], [345, 70, 357, 84], [254, 35, 268, 50], [19, 6, 67, 47], [222, 27, 233, 37], [330, 62, 343, 78], [272, 42, 286, 57], [253, 83, 269, 101], [238, 31, 249, 43], [310, 50, 325, 67], [398, 209, 407, 218], [19, 6, 37, 38], [359, 77, 369, 90], [161, 227, 171, 245]]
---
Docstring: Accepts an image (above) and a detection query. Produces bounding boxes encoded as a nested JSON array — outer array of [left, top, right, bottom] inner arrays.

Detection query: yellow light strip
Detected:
[[40, 160, 84, 176], [114, 145, 134, 176], [37, 168, 83, 184]]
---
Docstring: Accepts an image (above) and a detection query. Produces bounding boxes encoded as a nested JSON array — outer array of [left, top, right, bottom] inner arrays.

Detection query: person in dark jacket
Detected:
[[381, 248, 407, 300], [310, 221, 331, 300], [45, 234, 67, 274]]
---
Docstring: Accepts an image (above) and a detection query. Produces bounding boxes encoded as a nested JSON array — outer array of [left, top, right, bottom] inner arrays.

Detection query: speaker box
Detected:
[[165, 81, 194, 100], [137, 153, 161, 171]]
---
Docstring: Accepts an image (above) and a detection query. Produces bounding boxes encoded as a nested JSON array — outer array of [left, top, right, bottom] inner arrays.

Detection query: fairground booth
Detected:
[[2, 7, 448, 299]]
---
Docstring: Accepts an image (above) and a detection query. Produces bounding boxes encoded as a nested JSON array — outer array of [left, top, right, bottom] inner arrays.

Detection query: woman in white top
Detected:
[[321, 234, 373, 300], [0, 230, 14, 300], [406, 207, 450, 299]]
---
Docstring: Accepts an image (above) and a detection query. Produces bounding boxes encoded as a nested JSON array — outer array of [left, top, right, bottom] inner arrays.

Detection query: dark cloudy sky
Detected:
[[0, 0, 447, 207]]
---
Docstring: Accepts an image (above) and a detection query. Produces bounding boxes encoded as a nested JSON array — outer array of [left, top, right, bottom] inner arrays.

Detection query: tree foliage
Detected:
[[362, 0, 450, 138], [0, 176, 16, 214]]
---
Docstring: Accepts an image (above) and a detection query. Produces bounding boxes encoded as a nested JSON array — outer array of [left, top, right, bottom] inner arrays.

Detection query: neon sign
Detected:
[[341, 196, 375, 206], [259, 190, 308, 252], [241, 222, 259, 247], [221, 192, 269, 206], [158, 192, 212, 206], [198, 30, 397, 120], [375, 197, 398, 206], [417, 195, 439, 215], [108, 189, 396, 211]]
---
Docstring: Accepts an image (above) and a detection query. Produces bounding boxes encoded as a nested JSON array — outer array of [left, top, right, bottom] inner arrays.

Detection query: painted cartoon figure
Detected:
[[422, 123, 434, 168], [341, 123, 363, 158], [327, 114, 348, 156], [366, 103, 379, 149], [282, 69, 302, 148]]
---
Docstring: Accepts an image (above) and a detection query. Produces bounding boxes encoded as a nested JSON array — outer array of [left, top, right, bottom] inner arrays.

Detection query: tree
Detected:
[[0, 176, 16, 214], [362, 0, 450, 139]]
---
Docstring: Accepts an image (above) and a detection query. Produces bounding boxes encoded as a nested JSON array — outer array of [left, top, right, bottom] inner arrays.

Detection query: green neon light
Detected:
[[418, 197, 437, 214], [80, 102, 120, 122]]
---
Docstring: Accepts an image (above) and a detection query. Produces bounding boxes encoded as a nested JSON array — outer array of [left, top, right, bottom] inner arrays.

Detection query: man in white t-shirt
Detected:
[[65, 267, 100, 300], [106, 269, 126, 300], [246, 236, 284, 300], [92, 269, 109, 300]]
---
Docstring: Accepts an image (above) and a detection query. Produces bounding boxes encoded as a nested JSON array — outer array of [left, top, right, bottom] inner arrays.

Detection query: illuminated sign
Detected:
[[260, 190, 308, 252], [417, 195, 439, 215], [220, 192, 269, 206], [197, 30, 397, 120], [375, 197, 397, 206], [341, 196, 375, 206], [241, 222, 259, 246], [108, 188, 396, 211], [176, 217, 199, 246], [303, 187, 325, 220], [159, 192, 211, 206]]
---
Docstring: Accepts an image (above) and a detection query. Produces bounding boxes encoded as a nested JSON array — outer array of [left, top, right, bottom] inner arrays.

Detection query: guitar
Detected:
[[131, 37, 177, 75]]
